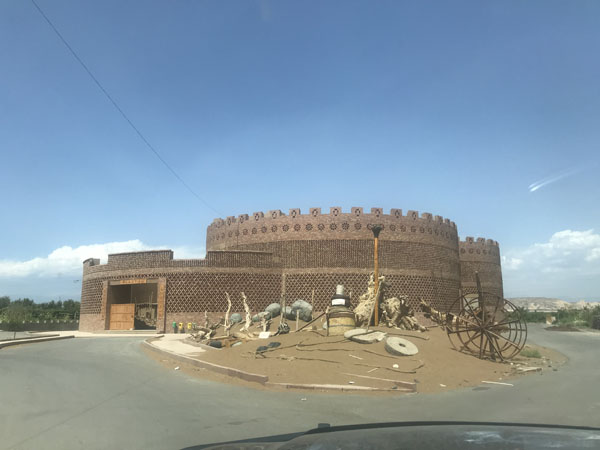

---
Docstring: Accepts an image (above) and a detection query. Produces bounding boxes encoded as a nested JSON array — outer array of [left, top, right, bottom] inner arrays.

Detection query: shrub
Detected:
[[520, 348, 542, 358], [2, 304, 31, 339], [556, 305, 600, 328]]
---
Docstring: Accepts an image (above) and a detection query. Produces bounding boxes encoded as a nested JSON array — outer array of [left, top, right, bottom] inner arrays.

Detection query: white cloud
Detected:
[[0, 240, 205, 278], [503, 230, 600, 274], [502, 229, 600, 299], [501, 256, 523, 270]]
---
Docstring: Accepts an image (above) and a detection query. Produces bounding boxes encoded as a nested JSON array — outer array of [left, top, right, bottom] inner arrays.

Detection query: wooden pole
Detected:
[[475, 271, 484, 322], [296, 311, 326, 332], [374, 235, 379, 326], [371, 225, 383, 326]]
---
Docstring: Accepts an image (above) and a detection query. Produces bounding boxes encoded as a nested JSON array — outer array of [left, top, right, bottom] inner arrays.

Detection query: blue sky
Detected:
[[1, 0, 599, 301]]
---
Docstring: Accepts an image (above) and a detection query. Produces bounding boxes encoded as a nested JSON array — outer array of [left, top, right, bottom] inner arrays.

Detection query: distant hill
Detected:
[[508, 297, 600, 312]]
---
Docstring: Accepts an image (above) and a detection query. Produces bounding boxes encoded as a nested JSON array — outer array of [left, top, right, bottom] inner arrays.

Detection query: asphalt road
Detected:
[[1, 325, 599, 450]]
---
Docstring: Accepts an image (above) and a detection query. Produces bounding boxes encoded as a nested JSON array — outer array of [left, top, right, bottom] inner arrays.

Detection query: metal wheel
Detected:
[[445, 274, 527, 361]]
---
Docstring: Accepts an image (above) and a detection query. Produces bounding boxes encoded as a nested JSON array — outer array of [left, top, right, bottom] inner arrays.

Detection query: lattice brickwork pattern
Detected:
[[80, 269, 463, 331], [80, 279, 103, 314], [166, 272, 282, 313], [285, 272, 459, 312]]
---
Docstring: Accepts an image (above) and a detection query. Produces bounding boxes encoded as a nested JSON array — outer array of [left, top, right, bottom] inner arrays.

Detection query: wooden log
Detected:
[[295, 311, 326, 332], [341, 372, 417, 391]]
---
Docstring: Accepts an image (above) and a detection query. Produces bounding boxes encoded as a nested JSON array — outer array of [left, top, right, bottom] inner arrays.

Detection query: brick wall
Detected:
[[80, 267, 459, 332], [79, 207, 502, 332], [79, 314, 105, 332], [459, 237, 503, 297], [228, 239, 459, 272]]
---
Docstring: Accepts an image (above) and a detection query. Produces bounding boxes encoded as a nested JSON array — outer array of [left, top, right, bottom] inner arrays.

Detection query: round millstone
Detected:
[[384, 336, 419, 356], [344, 328, 387, 344]]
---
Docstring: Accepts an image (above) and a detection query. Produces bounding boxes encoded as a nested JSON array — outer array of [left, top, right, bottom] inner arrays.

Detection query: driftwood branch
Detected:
[[224, 292, 232, 335], [240, 292, 251, 332]]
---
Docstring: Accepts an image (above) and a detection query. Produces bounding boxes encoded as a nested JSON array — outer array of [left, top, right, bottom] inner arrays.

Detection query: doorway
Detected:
[[107, 280, 158, 330]]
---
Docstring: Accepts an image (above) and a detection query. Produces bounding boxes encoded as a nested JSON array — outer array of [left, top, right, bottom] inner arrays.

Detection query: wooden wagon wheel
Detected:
[[445, 274, 527, 361]]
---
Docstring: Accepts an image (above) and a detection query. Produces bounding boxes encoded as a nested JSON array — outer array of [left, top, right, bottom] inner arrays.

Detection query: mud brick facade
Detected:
[[79, 207, 503, 332]]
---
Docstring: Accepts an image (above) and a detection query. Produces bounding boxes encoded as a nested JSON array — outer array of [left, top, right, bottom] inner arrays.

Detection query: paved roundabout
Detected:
[[1, 325, 598, 450]]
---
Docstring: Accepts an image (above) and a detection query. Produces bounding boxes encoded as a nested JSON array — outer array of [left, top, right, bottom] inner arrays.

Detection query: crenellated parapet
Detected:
[[207, 206, 459, 251], [458, 236, 501, 263]]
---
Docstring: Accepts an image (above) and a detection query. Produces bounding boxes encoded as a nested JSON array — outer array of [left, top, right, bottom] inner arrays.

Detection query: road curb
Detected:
[[142, 340, 269, 384], [264, 382, 411, 392], [0, 333, 60, 342], [0, 335, 75, 349]]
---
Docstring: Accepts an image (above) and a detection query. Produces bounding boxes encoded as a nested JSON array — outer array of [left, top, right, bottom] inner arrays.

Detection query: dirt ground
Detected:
[[151, 318, 567, 394]]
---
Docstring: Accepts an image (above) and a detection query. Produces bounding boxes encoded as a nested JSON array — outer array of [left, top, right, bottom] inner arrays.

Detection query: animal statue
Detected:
[[382, 296, 427, 331], [419, 298, 457, 327]]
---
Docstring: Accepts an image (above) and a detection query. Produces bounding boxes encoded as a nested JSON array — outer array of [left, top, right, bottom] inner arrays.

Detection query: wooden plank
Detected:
[[109, 303, 135, 330], [111, 304, 135, 313], [341, 372, 417, 391]]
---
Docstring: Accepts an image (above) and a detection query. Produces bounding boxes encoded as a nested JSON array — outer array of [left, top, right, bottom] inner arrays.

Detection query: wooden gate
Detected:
[[109, 303, 135, 330]]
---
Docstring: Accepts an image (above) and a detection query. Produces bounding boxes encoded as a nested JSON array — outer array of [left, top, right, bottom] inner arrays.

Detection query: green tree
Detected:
[[0, 297, 81, 323], [3, 303, 32, 339], [0, 296, 10, 311]]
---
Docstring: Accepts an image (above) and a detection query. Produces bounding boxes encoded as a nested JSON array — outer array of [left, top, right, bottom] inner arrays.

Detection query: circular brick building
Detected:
[[79, 207, 503, 332]]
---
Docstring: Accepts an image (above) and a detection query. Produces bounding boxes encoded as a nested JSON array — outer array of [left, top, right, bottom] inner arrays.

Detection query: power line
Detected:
[[29, 0, 220, 216]]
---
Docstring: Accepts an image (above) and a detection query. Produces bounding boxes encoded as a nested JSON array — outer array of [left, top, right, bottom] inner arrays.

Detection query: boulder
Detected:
[[230, 313, 242, 324], [291, 299, 313, 322], [265, 303, 281, 317], [284, 306, 295, 320], [251, 311, 272, 322]]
